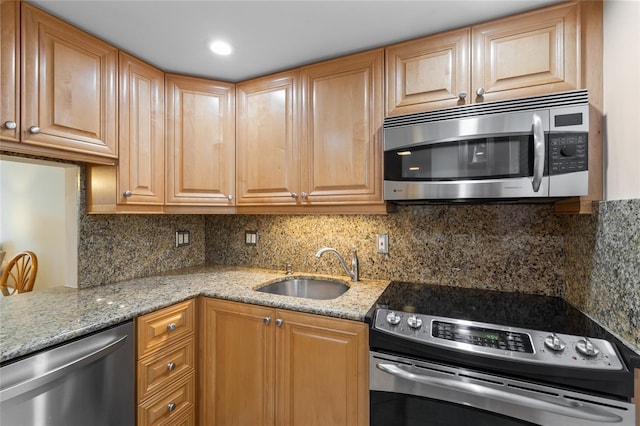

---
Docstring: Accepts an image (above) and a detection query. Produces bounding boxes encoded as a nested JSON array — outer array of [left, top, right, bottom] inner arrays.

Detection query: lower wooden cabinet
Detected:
[[200, 298, 369, 426], [137, 299, 196, 426]]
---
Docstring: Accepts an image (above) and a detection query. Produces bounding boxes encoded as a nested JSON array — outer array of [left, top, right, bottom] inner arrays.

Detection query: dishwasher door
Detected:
[[1, 321, 134, 426]]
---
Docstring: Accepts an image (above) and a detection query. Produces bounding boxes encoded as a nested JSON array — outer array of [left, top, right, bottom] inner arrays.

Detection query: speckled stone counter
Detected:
[[0, 266, 390, 363]]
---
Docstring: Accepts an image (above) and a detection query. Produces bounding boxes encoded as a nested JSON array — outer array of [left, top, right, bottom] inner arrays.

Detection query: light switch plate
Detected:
[[176, 230, 190, 247], [245, 230, 258, 246]]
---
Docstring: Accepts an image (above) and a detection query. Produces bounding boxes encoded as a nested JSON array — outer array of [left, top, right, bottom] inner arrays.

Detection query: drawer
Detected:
[[138, 373, 195, 426], [137, 300, 194, 358], [138, 336, 195, 402]]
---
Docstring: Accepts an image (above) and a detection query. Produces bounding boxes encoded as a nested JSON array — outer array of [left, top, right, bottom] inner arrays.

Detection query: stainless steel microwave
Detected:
[[383, 90, 589, 202]]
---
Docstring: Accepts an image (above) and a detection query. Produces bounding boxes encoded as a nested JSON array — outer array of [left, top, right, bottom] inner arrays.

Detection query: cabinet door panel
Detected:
[[275, 309, 368, 426], [236, 71, 299, 205], [200, 298, 275, 426], [119, 52, 164, 205], [21, 3, 117, 157], [386, 28, 470, 115], [1, 0, 20, 143], [301, 49, 383, 204], [472, 2, 579, 102], [165, 74, 235, 205]]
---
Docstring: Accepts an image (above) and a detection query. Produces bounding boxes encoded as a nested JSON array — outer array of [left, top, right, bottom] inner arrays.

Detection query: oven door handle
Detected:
[[532, 113, 545, 192], [376, 363, 623, 424]]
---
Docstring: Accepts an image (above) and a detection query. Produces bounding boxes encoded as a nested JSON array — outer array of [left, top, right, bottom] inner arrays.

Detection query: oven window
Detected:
[[370, 391, 538, 426], [384, 136, 534, 181]]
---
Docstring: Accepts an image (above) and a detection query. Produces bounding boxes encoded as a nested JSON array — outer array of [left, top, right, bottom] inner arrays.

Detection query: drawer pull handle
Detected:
[[167, 323, 177, 331], [167, 402, 176, 412], [275, 318, 284, 327], [263, 316, 271, 325], [167, 362, 176, 371]]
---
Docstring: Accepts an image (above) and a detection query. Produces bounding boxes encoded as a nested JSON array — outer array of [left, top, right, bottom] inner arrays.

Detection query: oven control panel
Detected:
[[374, 309, 624, 370]]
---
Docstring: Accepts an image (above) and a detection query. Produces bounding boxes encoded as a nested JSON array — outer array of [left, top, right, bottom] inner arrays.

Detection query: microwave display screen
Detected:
[[385, 136, 534, 181]]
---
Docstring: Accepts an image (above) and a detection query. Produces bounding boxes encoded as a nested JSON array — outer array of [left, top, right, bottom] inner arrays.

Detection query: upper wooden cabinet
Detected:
[[300, 49, 384, 207], [165, 74, 236, 210], [236, 70, 300, 206], [386, 2, 580, 115], [18, 3, 118, 162], [0, 0, 20, 144], [86, 53, 164, 214], [200, 298, 368, 426], [386, 28, 470, 116]]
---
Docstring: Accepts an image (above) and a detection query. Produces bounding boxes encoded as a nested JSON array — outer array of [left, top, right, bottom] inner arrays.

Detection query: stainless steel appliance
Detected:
[[367, 283, 638, 426], [383, 90, 589, 201], [1, 321, 134, 426]]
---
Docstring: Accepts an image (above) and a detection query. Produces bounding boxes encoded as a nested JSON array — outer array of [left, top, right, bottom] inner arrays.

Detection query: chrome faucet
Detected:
[[315, 247, 359, 282]]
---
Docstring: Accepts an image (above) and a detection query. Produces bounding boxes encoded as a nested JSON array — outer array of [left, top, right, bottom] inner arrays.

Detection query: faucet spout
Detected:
[[315, 247, 359, 282]]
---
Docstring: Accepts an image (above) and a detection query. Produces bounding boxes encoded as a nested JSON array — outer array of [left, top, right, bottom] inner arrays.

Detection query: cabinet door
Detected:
[[21, 3, 117, 159], [200, 298, 275, 426], [386, 28, 470, 115], [0, 0, 19, 143], [118, 52, 164, 206], [165, 74, 235, 206], [300, 49, 384, 205], [236, 70, 300, 206], [275, 309, 368, 426], [472, 2, 579, 103]]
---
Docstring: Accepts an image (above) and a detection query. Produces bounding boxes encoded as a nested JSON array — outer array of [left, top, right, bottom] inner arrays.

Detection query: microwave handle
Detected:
[[532, 113, 545, 192]]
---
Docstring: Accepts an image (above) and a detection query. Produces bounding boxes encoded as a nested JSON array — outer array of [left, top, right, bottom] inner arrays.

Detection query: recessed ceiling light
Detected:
[[209, 40, 232, 56]]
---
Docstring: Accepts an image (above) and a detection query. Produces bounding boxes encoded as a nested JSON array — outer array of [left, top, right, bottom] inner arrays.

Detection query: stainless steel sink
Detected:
[[256, 277, 349, 300]]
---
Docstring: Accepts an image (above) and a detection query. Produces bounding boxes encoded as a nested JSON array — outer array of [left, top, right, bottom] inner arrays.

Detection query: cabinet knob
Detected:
[[227, 194, 233, 202], [476, 87, 485, 97], [123, 190, 132, 198], [458, 92, 467, 100], [301, 192, 308, 200], [290, 192, 298, 199], [275, 318, 284, 327], [167, 362, 176, 371], [263, 316, 271, 325], [167, 402, 176, 412], [29, 126, 41, 134], [166, 322, 177, 331], [3, 121, 17, 130]]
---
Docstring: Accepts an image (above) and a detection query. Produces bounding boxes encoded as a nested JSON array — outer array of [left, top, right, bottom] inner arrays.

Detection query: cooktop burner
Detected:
[[366, 281, 639, 400]]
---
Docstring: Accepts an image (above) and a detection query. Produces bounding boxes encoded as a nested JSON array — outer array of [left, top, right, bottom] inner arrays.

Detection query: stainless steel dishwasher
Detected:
[[1, 321, 134, 426]]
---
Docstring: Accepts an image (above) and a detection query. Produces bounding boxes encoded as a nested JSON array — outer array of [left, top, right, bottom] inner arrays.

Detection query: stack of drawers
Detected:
[[136, 299, 196, 425]]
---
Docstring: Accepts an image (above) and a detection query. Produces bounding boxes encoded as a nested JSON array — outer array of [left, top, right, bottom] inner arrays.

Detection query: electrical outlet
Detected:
[[377, 233, 389, 254], [175, 230, 190, 247], [245, 230, 258, 246]]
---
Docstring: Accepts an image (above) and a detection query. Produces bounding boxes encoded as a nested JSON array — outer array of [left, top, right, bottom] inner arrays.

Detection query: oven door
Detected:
[[383, 109, 549, 200], [370, 351, 636, 426]]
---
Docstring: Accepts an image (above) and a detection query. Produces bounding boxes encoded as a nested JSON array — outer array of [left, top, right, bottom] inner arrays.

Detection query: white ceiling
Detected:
[[29, 0, 562, 83]]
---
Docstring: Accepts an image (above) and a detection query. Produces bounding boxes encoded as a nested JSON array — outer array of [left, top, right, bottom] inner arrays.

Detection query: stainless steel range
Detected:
[[366, 282, 638, 426]]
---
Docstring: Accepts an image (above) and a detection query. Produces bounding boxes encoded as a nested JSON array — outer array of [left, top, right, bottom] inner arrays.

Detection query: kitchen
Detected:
[[1, 0, 639, 425]]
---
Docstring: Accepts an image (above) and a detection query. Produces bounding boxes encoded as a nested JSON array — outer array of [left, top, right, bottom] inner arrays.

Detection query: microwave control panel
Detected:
[[548, 133, 588, 175]]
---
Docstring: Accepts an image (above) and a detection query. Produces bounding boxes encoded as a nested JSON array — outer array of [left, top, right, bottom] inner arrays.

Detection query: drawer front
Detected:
[[137, 300, 194, 358], [138, 337, 195, 401], [138, 373, 195, 426]]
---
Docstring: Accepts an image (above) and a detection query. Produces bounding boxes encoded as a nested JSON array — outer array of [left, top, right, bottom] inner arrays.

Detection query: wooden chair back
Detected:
[[0, 251, 38, 296]]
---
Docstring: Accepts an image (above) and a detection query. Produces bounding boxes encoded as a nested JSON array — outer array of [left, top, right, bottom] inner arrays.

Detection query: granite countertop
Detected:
[[0, 265, 390, 364]]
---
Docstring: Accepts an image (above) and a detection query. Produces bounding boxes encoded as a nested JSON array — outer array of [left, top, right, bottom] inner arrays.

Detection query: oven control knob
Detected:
[[576, 338, 600, 357], [386, 311, 401, 325], [407, 315, 423, 329], [544, 333, 566, 351]]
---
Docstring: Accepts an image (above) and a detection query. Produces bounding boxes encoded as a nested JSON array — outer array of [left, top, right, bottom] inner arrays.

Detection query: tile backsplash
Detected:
[[205, 204, 566, 296]]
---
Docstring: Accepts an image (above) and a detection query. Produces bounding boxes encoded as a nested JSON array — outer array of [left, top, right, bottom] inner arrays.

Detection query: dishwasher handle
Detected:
[[1, 334, 128, 403]]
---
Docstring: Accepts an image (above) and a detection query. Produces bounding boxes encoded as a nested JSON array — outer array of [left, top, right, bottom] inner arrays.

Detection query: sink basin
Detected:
[[256, 278, 349, 300]]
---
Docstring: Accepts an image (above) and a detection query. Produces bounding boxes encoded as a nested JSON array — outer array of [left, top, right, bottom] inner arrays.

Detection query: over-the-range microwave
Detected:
[[383, 90, 589, 202]]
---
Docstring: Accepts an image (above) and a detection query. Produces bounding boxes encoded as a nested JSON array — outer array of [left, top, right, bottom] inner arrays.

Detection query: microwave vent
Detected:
[[384, 90, 589, 129]]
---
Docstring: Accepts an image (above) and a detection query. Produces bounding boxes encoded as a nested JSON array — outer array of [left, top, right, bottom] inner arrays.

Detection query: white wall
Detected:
[[0, 156, 79, 290], [603, 0, 640, 200]]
